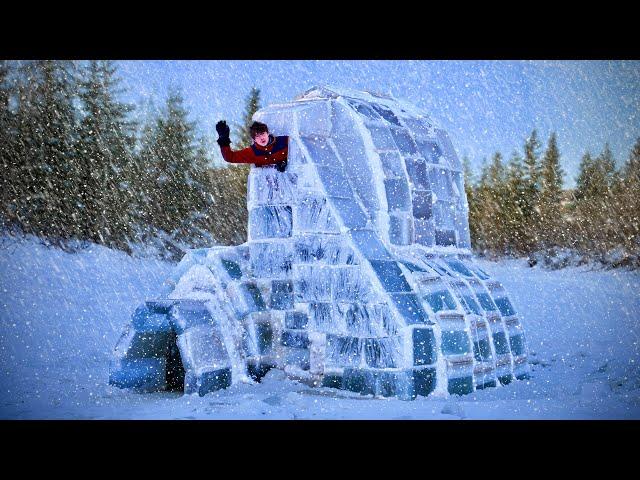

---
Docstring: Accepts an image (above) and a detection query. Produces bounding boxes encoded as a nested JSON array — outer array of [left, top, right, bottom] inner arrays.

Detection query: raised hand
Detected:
[[216, 120, 231, 147]]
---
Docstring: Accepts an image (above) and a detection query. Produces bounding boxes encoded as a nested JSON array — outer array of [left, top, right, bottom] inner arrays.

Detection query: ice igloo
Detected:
[[109, 86, 530, 399]]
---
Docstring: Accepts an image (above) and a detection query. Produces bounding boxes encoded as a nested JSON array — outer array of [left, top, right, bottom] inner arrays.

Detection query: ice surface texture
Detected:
[[110, 86, 529, 399]]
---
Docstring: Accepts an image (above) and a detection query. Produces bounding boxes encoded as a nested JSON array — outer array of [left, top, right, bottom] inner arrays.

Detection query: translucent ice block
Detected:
[[389, 214, 414, 246], [367, 125, 398, 151], [348, 229, 392, 260], [390, 128, 419, 156], [177, 324, 230, 373], [295, 194, 340, 233], [412, 190, 432, 219], [332, 265, 374, 302], [404, 157, 430, 190], [248, 168, 298, 206], [294, 233, 356, 265], [379, 151, 405, 178], [384, 178, 411, 212], [317, 165, 353, 198], [249, 205, 293, 240], [249, 241, 293, 278], [309, 302, 343, 334], [294, 265, 333, 302], [301, 136, 342, 168], [297, 101, 333, 138]]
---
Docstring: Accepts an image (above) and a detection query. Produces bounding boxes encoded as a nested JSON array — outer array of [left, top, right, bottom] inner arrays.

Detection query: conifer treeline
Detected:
[[2, 60, 638, 267], [464, 129, 640, 267], [0, 60, 249, 259]]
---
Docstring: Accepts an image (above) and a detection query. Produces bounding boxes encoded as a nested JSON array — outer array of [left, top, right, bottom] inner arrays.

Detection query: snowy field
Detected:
[[1, 235, 639, 420]]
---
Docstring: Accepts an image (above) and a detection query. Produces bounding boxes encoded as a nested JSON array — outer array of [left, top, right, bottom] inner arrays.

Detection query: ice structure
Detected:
[[109, 86, 530, 399]]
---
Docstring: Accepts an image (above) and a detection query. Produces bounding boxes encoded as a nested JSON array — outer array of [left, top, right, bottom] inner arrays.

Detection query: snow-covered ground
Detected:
[[1, 235, 638, 419]]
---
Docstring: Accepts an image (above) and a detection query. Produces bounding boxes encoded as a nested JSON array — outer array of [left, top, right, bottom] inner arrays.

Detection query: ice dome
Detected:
[[109, 86, 530, 399]]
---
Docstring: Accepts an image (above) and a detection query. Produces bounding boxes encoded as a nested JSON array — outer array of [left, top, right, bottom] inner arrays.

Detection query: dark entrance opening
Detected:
[[165, 329, 185, 392]]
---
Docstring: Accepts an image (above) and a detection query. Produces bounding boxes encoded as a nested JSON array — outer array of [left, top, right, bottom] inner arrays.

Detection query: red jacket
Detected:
[[220, 135, 289, 167]]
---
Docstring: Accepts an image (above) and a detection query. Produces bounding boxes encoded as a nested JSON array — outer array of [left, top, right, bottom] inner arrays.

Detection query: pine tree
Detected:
[[576, 144, 615, 201], [174, 136, 215, 247], [207, 163, 249, 245], [472, 153, 509, 256], [462, 156, 474, 197], [126, 116, 158, 242], [538, 132, 565, 248], [139, 88, 217, 255], [76, 60, 137, 247], [618, 138, 640, 257], [523, 129, 541, 191], [571, 144, 621, 256], [504, 150, 529, 254], [461, 155, 478, 249], [575, 151, 594, 201], [234, 87, 261, 148], [522, 129, 542, 250], [11, 60, 80, 242], [0, 60, 13, 227], [622, 138, 640, 184]]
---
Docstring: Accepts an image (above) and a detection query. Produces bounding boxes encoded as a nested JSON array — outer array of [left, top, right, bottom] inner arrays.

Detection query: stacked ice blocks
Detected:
[[110, 86, 529, 398]]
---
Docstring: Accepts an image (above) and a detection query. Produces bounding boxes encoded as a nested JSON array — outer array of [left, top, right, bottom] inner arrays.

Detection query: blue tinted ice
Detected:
[[332, 266, 373, 302], [412, 190, 432, 219], [301, 136, 341, 168], [429, 168, 454, 200], [435, 229, 457, 247], [338, 303, 381, 337], [425, 290, 458, 312], [294, 265, 333, 302], [441, 330, 471, 355], [330, 197, 368, 228], [249, 206, 293, 239], [379, 151, 405, 178], [370, 260, 412, 292], [404, 157, 430, 190], [494, 297, 516, 316], [367, 125, 398, 151], [371, 103, 402, 126], [414, 219, 434, 246], [250, 241, 293, 278], [509, 334, 526, 356], [390, 293, 431, 324], [389, 214, 414, 246], [296, 195, 340, 233], [295, 234, 355, 265], [434, 201, 455, 229], [331, 132, 379, 212], [249, 168, 297, 205], [349, 229, 392, 260], [476, 292, 497, 312], [363, 337, 401, 368], [384, 178, 411, 212], [443, 258, 474, 277], [296, 101, 332, 137], [325, 334, 362, 367], [346, 99, 380, 120], [317, 166, 353, 198], [390, 128, 419, 155]]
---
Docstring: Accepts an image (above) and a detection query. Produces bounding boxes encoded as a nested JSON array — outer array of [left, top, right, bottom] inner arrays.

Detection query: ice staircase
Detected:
[[109, 86, 530, 399]]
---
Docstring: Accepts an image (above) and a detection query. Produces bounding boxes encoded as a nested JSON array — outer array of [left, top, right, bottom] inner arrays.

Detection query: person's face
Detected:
[[254, 131, 269, 147]]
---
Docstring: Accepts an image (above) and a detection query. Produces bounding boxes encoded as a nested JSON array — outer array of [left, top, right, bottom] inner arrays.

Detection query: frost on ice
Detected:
[[109, 86, 530, 399]]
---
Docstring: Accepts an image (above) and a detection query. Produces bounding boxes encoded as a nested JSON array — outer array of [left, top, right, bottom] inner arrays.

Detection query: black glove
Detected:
[[216, 120, 231, 147], [275, 159, 288, 173]]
